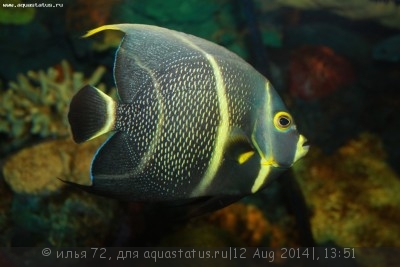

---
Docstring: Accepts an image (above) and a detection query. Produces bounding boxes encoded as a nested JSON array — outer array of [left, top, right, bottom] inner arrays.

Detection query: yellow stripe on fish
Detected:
[[67, 24, 309, 217]]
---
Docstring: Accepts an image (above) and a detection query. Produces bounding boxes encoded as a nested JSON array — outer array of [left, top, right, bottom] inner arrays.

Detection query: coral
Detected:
[[2, 136, 106, 195], [293, 133, 400, 247], [46, 191, 119, 246], [288, 45, 354, 100], [1, 135, 119, 247], [11, 191, 120, 247], [0, 0, 35, 25], [208, 202, 288, 247], [257, 0, 400, 29], [1, 134, 120, 246], [3, 140, 67, 195], [0, 60, 107, 152], [156, 202, 295, 248]]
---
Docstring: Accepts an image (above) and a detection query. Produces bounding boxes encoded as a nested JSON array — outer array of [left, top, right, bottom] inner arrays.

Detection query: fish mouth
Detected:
[[302, 139, 310, 151], [260, 135, 310, 168], [293, 135, 310, 163]]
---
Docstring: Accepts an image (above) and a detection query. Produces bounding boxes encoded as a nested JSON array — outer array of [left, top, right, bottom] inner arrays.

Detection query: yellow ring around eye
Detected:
[[274, 112, 293, 131]]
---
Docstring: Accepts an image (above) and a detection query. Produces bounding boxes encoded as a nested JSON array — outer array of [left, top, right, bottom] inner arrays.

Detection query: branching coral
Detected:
[[0, 60, 107, 151]]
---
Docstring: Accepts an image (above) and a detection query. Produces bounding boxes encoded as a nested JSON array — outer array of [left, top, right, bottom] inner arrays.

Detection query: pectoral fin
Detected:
[[238, 151, 255, 164], [226, 127, 255, 164]]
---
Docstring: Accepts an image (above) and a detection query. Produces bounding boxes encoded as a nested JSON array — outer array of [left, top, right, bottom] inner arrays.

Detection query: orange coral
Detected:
[[289, 45, 354, 100], [208, 202, 287, 246]]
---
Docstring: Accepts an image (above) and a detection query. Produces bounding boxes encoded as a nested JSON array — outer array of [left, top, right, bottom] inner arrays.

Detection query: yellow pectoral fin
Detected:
[[238, 151, 255, 164]]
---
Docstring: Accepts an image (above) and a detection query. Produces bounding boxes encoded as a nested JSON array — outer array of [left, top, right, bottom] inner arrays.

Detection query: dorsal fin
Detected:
[[82, 24, 249, 104], [82, 25, 124, 38]]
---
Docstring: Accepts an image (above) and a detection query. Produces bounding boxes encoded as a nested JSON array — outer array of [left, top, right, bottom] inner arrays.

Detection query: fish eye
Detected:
[[274, 112, 292, 131]]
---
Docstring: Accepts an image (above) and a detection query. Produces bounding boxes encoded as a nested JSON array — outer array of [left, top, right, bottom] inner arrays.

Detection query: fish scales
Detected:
[[112, 28, 262, 199], [113, 40, 221, 199], [67, 24, 309, 215]]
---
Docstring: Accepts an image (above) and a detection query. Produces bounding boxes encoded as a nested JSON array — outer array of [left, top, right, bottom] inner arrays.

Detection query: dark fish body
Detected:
[[68, 24, 308, 213]]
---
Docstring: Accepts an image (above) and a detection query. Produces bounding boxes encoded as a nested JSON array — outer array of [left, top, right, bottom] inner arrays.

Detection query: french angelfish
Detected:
[[67, 24, 309, 216]]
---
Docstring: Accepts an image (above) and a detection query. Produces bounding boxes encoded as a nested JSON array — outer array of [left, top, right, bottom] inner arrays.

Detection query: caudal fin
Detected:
[[68, 85, 116, 143]]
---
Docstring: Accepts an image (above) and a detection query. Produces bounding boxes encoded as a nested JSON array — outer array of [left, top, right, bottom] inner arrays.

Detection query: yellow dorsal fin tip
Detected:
[[82, 25, 123, 38]]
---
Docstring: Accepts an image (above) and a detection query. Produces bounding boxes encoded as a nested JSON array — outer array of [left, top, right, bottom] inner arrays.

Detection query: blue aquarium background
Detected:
[[0, 0, 400, 266]]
